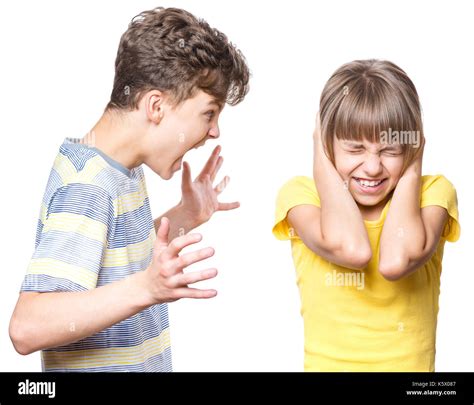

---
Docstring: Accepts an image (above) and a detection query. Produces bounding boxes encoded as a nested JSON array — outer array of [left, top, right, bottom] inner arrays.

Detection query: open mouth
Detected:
[[353, 177, 387, 190]]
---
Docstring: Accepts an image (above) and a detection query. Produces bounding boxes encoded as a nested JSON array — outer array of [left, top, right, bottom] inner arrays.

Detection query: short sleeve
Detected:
[[420, 175, 460, 242], [272, 176, 320, 241], [21, 183, 115, 292]]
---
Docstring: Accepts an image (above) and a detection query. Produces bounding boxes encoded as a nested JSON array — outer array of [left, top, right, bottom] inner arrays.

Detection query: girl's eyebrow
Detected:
[[342, 141, 363, 147], [381, 145, 403, 151]]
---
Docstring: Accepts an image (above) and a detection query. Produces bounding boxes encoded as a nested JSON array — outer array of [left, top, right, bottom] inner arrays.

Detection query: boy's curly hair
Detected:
[[106, 7, 250, 111]]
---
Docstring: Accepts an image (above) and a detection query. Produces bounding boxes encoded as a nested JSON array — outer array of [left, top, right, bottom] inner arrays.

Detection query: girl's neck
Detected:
[[357, 193, 392, 221]]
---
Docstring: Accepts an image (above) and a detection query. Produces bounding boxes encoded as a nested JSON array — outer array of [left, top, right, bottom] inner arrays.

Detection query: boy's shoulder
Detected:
[[43, 138, 146, 216], [51, 139, 143, 200]]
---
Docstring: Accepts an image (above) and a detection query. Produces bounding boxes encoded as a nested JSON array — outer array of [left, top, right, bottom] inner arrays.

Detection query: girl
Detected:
[[273, 60, 460, 371]]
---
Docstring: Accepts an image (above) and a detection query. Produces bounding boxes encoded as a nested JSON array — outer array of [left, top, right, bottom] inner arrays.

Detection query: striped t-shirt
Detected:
[[21, 138, 172, 372]]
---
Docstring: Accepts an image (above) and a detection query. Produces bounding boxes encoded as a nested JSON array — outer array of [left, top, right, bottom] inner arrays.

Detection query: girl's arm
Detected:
[[287, 116, 372, 270], [378, 141, 448, 280]]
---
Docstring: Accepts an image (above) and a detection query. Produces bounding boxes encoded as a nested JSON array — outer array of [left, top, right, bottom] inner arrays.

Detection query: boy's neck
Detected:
[[82, 110, 145, 170]]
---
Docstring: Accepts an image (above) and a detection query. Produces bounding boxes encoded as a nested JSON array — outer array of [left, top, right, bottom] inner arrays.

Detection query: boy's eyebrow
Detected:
[[207, 99, 224, 111]]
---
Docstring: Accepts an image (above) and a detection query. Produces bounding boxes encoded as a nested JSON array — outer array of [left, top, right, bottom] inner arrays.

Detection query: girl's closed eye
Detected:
[[348, 148, 364, 154], [381, 147, 403, 156], [343, 144, 364, 154]]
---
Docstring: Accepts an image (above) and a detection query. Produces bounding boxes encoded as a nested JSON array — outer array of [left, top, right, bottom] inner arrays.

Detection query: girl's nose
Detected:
[[363, 153, 383, 177]]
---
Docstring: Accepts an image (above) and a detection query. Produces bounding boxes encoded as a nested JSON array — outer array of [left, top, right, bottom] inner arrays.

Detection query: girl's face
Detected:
[[333, 138, 405, 210]]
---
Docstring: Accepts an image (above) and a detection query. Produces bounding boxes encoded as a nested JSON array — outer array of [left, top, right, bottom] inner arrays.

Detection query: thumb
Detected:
[[155, 217, 170, 252], [181, 161, 192, 191]]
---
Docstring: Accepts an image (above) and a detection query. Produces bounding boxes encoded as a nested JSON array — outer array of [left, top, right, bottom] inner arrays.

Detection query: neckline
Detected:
[[363, 199, 392, 227], [63, 137, 132, 178]]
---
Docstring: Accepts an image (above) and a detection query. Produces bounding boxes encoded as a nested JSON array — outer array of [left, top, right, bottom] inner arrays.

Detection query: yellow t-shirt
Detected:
[[273, 175, 460, 371]]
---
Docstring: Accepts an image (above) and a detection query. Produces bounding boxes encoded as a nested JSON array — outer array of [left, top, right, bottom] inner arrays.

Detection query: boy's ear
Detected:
[[145, 90, 166, 124]]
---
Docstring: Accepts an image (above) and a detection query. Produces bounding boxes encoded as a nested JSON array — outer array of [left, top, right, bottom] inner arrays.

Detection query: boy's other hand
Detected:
[[143, 217, 218, 304], [180, 145, 240, 226]]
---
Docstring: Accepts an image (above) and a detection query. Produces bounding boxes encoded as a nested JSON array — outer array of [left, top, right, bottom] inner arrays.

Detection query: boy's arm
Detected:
[[379, 142, 447, 280], [155, 203, 200, 240], [287, 116, 372, 270], [9, 218, 217, 355], [154, 146, 239, 240]]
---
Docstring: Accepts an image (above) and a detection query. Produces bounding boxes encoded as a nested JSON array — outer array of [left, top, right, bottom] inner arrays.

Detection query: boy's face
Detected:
[[143, 90, 223, 179], [333, 138, 405, 208]]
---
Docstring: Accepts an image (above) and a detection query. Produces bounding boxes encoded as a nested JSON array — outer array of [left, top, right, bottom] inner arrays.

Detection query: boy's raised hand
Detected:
[[143, 217, 218, 304], [180, 145, 240, 226]]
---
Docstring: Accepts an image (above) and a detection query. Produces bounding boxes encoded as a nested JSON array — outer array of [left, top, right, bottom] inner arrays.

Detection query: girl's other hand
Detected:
[[403, 136, 425, 178]]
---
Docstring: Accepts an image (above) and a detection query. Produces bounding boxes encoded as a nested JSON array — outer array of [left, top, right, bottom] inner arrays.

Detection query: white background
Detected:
[[0, 0, 472, 371]]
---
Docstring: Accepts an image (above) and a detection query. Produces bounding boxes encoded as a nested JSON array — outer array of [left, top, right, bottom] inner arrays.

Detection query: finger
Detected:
[[218, 201, 240, 211], [181, 161, 192, 190], [155, 217, 170, 253], [162, 233, 203, 259], [210, 156, 223, 183], [214, 175, 229, 195], [420, 136, 426, 153], [176, 247, 215, 269], [198, 145, 221, 179], [174, 287, 218, 299], [315, 110, 321, 130], [313, 111, 323, 146], [414, 137, 425, 159], [169, 268, 218, 288]]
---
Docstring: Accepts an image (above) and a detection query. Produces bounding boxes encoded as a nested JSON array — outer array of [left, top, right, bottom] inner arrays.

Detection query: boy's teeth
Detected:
[[356, 178, 383, 187]]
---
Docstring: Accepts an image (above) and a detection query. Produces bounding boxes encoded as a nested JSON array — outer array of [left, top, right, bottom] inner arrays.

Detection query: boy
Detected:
[[9, 7, 249, 372], [273, 60, 459, 371]]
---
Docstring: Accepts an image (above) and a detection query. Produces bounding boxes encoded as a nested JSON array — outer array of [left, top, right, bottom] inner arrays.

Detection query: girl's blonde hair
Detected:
[[319, 59, 424, 171]]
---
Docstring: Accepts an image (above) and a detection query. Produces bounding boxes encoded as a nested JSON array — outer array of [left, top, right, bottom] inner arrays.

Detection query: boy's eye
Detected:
[[204, 111, 215, 121]]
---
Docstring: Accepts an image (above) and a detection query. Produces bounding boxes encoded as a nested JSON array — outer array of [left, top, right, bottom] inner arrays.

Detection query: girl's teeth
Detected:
[[356, 178, 383, 187]]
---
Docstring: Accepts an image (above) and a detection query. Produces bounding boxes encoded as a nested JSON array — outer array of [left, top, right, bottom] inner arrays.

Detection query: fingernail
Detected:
[[205, 247, 215, 256], [204, 268, 217, 277]]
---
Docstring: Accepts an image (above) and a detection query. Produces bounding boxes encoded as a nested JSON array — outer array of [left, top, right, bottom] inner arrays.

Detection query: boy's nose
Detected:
[[208, 125, 220, 139]]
